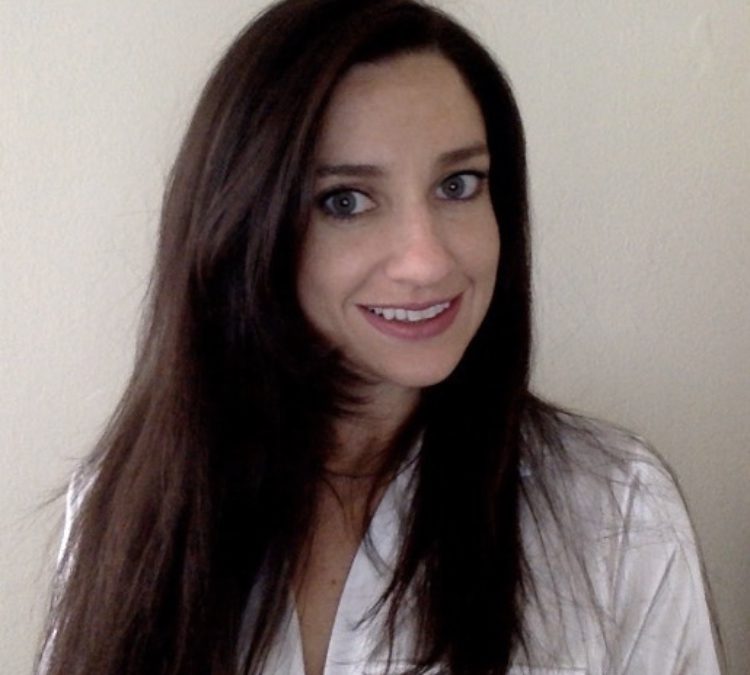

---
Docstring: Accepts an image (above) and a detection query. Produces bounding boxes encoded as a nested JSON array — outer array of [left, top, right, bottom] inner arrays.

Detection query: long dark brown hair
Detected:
[[38, 1, 568, 673]]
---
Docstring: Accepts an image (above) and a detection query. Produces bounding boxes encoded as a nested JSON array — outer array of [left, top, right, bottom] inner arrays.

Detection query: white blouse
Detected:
[[245, 424, 722, 674], [60, 422, 722, 674]]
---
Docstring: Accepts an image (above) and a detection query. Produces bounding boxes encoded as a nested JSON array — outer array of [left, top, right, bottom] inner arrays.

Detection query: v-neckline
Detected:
[[290, 447, 419, 675], [291, 534, 368, 675]]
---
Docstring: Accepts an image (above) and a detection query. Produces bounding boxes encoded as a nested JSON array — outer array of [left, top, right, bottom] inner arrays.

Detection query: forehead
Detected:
[[315, 51, 487, 163]]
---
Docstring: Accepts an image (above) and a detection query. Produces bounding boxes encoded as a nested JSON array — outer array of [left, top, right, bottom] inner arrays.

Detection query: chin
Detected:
[[380, 358, 462, 390]]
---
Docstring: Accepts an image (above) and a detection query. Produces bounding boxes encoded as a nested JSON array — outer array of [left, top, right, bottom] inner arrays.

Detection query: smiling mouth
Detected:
[[364, 300, 453, 323]]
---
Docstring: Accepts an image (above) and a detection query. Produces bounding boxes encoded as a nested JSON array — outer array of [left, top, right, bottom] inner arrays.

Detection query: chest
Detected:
[[294, 490, 371, 675], [253, 477, 608, 675]]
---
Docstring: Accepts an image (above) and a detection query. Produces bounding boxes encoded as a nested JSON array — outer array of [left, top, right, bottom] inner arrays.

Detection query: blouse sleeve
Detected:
[[606, 459, 722, 674], [56, 468, 92, 572], [57, 475, 77, 565]]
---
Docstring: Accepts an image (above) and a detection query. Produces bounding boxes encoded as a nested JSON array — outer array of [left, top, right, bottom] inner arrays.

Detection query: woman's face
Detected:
[[297, 51, 500, 401]]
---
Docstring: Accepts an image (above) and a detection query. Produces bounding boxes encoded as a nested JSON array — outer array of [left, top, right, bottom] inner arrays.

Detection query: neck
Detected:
[[324, 384, 420, 477]]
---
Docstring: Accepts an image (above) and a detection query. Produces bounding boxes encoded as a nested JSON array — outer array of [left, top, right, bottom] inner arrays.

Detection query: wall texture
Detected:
[[1, 1, 748, 672]]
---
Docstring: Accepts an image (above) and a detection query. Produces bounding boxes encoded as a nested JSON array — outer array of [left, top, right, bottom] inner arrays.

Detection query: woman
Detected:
[[39, 0, 721, 673]]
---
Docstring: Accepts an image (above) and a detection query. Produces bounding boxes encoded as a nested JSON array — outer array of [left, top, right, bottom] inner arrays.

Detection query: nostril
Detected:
[[384, 234, 454, 285]]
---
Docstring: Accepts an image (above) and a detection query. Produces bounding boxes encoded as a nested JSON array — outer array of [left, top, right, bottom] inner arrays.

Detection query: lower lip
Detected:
[[359, 295, 462, 341]]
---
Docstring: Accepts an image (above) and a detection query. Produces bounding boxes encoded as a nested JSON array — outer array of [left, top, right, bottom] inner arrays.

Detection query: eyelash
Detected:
[[315, 170, 489, 221], [316, 187, 375, 221], [436, 170, 488, 201]]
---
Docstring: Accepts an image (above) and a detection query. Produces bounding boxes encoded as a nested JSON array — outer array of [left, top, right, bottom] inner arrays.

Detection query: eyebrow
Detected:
[[316, 163, 384, 178], [315, 142, 489, 178], [437, 142, 489, 166]]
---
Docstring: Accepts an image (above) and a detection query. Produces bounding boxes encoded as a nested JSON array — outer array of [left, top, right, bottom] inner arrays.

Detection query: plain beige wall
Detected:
[[1, 1, 748, 672]]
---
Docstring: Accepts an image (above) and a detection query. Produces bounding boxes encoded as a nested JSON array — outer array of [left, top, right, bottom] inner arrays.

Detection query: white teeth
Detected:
[[369, 301, 451, 322]]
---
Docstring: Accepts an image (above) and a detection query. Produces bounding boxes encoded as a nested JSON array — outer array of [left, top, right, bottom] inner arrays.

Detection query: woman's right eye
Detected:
[[318, 189, 375, 219]]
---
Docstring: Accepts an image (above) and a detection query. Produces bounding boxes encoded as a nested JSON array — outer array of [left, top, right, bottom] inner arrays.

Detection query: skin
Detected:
[[294, 52, 501, 675]]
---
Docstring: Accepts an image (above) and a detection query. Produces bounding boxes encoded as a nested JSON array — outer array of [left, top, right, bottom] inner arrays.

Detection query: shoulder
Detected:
[[521, 411, 688, 535], [520, 411, 702, 589], [517, 410, 722, 672]]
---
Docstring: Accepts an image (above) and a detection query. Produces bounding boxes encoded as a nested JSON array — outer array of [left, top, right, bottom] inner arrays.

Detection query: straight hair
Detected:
[[38, 1, 593, 673]]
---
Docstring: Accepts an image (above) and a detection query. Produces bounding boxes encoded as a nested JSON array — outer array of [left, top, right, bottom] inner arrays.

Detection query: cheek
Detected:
[[457, 213, 501, 283], [296, 232, 364, 321], [481, 221, 501, 269], [296, 237, 325, 321], [491, 232, 502, 279]]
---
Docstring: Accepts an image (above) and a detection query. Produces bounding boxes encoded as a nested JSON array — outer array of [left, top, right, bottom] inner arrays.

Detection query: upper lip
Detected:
[[359, 295, 459, 311]]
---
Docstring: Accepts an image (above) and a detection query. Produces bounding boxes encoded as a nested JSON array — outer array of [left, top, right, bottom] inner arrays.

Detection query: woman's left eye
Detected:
[[436, 171, 487, 200]]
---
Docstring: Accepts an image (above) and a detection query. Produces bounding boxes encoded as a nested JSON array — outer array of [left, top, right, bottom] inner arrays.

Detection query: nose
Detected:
[[383, 202, 454, 286]]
